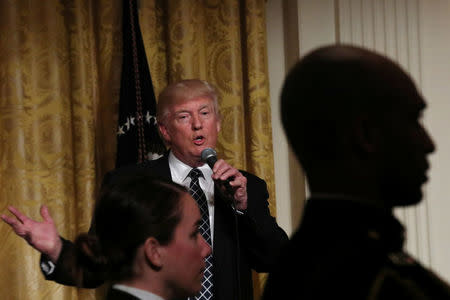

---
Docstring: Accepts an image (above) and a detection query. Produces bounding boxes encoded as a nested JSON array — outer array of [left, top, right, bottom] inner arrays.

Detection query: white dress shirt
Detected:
[[168, 151, 215, 245]]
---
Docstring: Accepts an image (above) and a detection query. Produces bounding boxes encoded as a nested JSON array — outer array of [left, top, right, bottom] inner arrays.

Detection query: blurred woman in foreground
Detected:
[[74, 174, 211, 300]]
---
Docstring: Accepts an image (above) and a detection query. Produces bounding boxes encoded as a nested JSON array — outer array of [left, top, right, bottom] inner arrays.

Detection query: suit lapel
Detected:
[[150, 152, 172, 180]]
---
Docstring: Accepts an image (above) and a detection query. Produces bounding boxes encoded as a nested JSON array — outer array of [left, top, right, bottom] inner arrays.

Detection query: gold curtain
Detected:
[[0, 1, 121, 299], [0, 1, 274, 299]]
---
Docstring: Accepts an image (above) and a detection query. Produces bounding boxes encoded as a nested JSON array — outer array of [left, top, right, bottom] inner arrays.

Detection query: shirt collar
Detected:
[[112, 284, 165, 300], [168, 151, 213, 183]]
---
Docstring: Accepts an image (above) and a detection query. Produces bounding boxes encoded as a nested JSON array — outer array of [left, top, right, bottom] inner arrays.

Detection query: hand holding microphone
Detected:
[[201, 148, 248, 211], [201, 148, 235, 194]]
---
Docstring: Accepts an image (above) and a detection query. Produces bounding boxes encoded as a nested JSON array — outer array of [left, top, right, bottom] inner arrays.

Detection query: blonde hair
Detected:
[[157, 79, 220, 124]]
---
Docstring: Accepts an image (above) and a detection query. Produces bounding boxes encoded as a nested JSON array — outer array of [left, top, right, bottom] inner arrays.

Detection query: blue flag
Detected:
[[116, 0, 166, 168]]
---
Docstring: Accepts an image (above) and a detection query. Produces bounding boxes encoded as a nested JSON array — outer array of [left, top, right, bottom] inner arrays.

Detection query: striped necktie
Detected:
[[188, 168, 213, 300]]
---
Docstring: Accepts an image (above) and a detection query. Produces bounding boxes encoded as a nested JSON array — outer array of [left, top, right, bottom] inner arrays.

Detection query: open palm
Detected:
[[1, 205, 62, 262]]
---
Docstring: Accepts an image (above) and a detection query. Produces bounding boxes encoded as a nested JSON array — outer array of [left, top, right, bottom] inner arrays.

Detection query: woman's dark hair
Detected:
[[73, 172, 188, 284]]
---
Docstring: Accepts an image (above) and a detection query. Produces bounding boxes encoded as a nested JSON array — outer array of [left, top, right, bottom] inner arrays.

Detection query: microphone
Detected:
[[201, 148, 234, 196], [201, 148, 218, 169]]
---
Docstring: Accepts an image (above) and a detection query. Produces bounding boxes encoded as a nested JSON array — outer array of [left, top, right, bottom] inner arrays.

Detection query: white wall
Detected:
[[420, 0, 450, 283], [266, 0, 450, 282], [267, 0, 305, 237]]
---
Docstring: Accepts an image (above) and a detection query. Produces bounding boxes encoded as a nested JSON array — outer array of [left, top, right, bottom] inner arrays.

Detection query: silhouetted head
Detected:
[[281, 45, 435, 207]]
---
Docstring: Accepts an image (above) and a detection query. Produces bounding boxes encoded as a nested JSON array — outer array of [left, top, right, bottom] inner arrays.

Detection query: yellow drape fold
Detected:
[[0, 1, 274, 299], [0, 1, 121, 299]]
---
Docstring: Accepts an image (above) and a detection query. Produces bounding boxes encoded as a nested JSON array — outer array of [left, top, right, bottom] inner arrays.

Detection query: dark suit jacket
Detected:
[[43, 154, 288, 300], [262, 197, 450, 300]]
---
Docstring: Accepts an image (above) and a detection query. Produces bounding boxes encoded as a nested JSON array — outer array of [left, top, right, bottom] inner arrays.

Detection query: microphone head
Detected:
[[201, 148, 217, 163], [201, 148, 218, 169]]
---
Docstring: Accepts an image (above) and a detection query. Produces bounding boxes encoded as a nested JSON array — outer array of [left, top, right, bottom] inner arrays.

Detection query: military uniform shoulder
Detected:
[[387, 251, 418, 267]]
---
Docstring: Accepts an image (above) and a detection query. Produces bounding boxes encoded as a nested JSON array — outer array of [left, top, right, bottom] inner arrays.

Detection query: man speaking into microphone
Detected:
[[148, 79, 288, 300], [3, 79, 288, 300]]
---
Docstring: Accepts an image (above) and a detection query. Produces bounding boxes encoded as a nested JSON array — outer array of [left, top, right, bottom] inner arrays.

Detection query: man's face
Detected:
[[160, 193, 211, 298], [378, 73, 435, 207], [159, 96, 221, 167]]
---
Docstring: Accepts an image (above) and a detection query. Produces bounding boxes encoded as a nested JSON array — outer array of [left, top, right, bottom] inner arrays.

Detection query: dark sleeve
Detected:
[[39, 162, 163, 287], [237, 172, 289, 272], [39, 168, 118, 287], [40, 237, 105, 288]]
